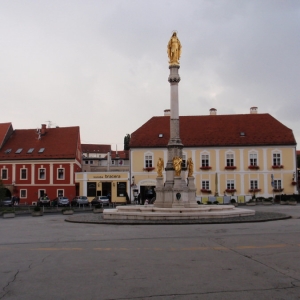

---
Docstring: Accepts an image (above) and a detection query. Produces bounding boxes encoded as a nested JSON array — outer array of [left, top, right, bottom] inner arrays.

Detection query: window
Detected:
[[274, 180, 282, 189], [273, 153, 281, 166], [27, 148, 34, 153], [201, 154, 209, 167], [20, 190, 27, 198], [145, 154, 153, 168], [226, 154, 234, 166], [38, 148, 45, 153], [249, 153, 257, 166], [57, 189, 64, 197], [117, 182, 127, 197], [38, 189, 46, 198], [84, 160, 89, 164], [227, 180, 235, 190], [182, 154, 186, 168], [90, 160, 94, 165], [1, 169, 7, 179], [202, 180, 209, 190], [21, 168, 27, 180], [39, 168, 46, 179], [4, 149, 11, 154], [250, 180, 258, 190], [57, 168, 64, 179], [111, 160, 115, 165]]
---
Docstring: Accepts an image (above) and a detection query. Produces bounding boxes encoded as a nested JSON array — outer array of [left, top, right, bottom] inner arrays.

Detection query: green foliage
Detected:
[[0, 179, 6, 201], [33, 206, 41, 212], [95, 204, 102, 209], [124, 134, 131, 150], [230, 199, 236, 203], [62, 207, 73, 212]]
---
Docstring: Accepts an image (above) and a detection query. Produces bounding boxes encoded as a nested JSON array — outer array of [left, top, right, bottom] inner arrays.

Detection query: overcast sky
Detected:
[[1, 0, 300, 150]]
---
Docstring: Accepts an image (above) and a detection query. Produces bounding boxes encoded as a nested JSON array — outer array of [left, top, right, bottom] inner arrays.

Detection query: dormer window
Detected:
[[15, 148, 23, 154], [5, 149, 11, 154]]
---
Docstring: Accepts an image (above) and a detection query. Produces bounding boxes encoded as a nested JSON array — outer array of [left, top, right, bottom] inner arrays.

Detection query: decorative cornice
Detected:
[[168, 77, 181, 83]]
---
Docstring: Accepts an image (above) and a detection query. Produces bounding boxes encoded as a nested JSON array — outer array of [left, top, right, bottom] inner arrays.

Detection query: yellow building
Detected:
[[130, 108, 297, 203], [75, 172, 129, 204]]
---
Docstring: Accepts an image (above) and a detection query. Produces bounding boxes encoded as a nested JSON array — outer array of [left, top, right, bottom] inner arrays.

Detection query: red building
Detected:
[[0, 123, 82, 204]]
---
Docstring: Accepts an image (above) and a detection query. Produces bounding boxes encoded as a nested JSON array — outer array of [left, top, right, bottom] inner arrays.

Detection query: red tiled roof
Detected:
[[110, 150, 129, 159], [0, 126, 80, 160], [81, 144, 111, 153], [0, 123, 13, 149], [130, 114, 296, 148]]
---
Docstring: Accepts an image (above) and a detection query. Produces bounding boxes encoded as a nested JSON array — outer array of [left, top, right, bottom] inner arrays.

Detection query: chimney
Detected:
[[41, 124, 47, 135], [164, 109, 171, 116], [209, 108, 217, 115], [250, 107, 258, 114]]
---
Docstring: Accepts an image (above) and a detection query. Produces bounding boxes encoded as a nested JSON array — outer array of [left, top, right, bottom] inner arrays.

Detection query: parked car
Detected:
[[0, 197, 13, 207], [71, 196, 89, 207], [91, 196, 110, 207], [52, 197, 70, 207], [38, 196, 51, 207]]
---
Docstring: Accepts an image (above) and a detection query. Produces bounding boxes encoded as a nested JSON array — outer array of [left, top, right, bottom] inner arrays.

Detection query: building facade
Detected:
[[0, 123, 82, 204], [129, 108, 298, 203], [76, 145, 130, 203]]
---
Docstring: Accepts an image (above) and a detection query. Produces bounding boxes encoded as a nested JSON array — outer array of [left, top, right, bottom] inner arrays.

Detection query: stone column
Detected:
[[165, 65, 183, 189]]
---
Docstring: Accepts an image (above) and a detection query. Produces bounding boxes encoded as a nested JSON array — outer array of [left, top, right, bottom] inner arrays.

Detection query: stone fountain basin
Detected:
[[103, 205, 254, 220]]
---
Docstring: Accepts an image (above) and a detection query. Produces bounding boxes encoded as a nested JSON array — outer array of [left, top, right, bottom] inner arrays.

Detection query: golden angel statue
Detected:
[[167, 32, 182, 65], [157, 157, 164, 177], [173, 156, 182, 176], [187, 158, 194, 177]]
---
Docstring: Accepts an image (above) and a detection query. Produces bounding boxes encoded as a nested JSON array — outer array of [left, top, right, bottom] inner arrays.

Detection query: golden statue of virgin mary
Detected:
[[167, 32, 182, 65]]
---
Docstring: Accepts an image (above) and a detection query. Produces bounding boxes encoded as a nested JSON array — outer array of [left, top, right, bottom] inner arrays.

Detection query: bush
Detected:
[[230, 199, 236, 203], [33, 206, 41, 212], [95, 204, 102, 209], [207, 201, 212, 205], [213, 201, 219, 205]]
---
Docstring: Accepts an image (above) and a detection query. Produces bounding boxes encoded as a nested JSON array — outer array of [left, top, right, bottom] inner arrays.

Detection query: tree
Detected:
[[124, 134, 131, 150]]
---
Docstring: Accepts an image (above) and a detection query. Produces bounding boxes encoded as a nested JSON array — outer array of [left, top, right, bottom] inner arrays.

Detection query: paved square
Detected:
[[1, 205, 300, 299]]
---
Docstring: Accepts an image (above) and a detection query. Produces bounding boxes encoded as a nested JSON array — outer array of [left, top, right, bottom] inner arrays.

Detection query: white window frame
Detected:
[[201, 153, 210, 167], [57, 168, 65, 180], [39, 168, 46, 180], [144, 152, 153, 168], [20, 189, 27, 198], [38, 189, 46, 198], [1, 168, 8, 179], [272, 151, 281, 166], [57, 189, 64, 197], [249, 151, 258, 166], [226, 152, 235, 167], [227, 180, 235, 190], [202, 180, 210, 190], [20, 168, 27, 180], [250, 180, 258, 190], [274, 179, 282, 189]]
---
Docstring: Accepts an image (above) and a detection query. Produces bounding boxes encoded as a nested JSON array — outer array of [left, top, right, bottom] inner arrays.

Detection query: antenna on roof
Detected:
[[45, 121, 52, 128]]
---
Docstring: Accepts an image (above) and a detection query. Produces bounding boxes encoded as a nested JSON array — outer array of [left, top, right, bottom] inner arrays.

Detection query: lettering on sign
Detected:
[[93, 175, 121, 179]]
